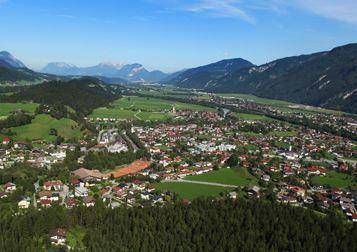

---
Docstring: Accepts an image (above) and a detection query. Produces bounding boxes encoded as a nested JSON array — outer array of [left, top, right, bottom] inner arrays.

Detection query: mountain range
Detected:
[[0, 44, 357, 113], [164, 58, 254, 88], [165, 43, 357, 114], [42, 62, 168, 82]]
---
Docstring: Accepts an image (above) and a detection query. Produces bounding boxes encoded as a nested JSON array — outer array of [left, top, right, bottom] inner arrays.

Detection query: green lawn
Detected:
[[233, 112, 271, 121], [184, 168, 257, 186], [11, 114, 83, 141], [0, 103, 38, 117], [311, 171, 356, 188], [268, 131, 297, 137], [154, 182, 229, 200]]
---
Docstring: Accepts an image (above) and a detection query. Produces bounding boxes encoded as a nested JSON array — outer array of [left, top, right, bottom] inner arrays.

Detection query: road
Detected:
[[134, 110, 141, 120], [122, 131, 139, 152], [162, 179, 239, 188]]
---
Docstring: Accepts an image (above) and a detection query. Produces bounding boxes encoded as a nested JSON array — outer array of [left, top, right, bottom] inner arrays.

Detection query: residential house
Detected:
[[50, 228, 67, 246]]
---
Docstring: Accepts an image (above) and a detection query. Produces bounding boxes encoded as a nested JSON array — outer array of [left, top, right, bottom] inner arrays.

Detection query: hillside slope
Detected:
[[170, 44, 357, 113], [166, 58, 255, 89], [208, 44, 357, 113], [7, 78, 122, 116]]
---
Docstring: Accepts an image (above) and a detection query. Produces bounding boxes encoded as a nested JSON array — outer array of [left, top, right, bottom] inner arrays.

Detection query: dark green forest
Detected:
[[4, 78, 122, 117], [0, 198, 355, 251]]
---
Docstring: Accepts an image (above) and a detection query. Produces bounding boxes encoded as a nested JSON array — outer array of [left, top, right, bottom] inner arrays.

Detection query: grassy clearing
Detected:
[[268, 131, 297, 137], [11, 114, 83, 141], [154, 182, 229, 200], [184, 168, 257, 186], [311, 171, 356, 188], [0, 103, 38, 117], [233, 112, 271, 121]]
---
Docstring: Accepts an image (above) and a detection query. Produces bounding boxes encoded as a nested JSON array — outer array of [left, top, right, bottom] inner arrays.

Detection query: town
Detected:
[[1, 91, 356, 247]]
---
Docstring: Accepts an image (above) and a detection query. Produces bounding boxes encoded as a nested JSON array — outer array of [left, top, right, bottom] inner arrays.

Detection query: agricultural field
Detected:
[[311, 171, 356, 188], [184, 168, 258, 187], [154, 182, 229, 200], [0, 102, 38, 118], [90, 96, 214, 121], [233, 112, 271, 121], [10, 114, 83, 141], [215, 93, 343, 115]]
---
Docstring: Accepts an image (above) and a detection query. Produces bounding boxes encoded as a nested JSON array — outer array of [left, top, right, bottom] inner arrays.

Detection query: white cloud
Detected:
[[181, 0, 256, 23], [148, 0, 357, 25], [293, 0, 357, 25]]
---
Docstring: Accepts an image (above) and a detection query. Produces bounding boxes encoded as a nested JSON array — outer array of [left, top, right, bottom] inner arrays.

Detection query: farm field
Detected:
[[216, 93, 343, 115], [154, 182, 229, 200], [0, 102, 38, 117], [11, 114, 83, 141], [184, 168, 258, 186], [311, 171, 356, 188], [90, 96, 214, 121], [233, 112, 271, 121]]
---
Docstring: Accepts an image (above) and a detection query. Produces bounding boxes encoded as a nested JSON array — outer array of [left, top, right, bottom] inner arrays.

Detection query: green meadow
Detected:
[[184, 168, 258, 187], [311, 171, 356, 188], [154, 182, 229, 200], [233, 112, 271, 121], [0, 103, 38, 117], [11, 114, 83, 141], [90, 96, 214, 121]]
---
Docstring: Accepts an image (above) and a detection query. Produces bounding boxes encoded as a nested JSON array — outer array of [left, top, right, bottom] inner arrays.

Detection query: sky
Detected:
[[0, 0, 357, 72]]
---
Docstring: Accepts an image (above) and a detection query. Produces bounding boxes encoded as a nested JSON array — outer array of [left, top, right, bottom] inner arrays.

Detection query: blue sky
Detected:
[[1, 0, 357, 72]]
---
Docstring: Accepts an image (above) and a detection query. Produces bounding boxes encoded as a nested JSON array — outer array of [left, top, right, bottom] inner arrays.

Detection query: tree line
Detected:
[[0, 198, 355, 251]]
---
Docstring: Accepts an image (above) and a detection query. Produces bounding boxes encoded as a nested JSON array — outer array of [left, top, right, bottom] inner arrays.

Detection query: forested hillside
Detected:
[[171, 44, 357, 114], [166, 58, 254, 89], [5, 78, 122, 116], [0, 198, 355, 251]]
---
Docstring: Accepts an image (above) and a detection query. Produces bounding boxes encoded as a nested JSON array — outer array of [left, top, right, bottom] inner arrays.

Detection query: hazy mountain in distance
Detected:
[[0, 52, 59, 83], [0, 51, 27, 68], [42, 61, 168, 82]]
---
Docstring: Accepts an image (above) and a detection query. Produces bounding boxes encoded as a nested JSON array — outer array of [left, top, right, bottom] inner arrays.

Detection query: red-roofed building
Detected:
[[2, 137, 11, 145], [4, 182, 16, 192], [50, 228, 67, 245], [43, 180, 63, 191], [307, 166, 327, 176]]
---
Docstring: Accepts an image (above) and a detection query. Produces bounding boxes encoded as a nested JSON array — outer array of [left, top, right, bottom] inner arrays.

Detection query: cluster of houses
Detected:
[[0, 141, 80, 169], [205, 94, 357, 139], [131, 118, 356, 221], [0, 96, 356, 224]]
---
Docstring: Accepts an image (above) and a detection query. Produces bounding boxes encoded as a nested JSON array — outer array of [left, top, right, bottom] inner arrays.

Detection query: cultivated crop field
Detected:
[[90, 96, 214, 121], [0, 102, 38, 117], [184, 168, 258, 186], [11, 114, 83, 141]]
